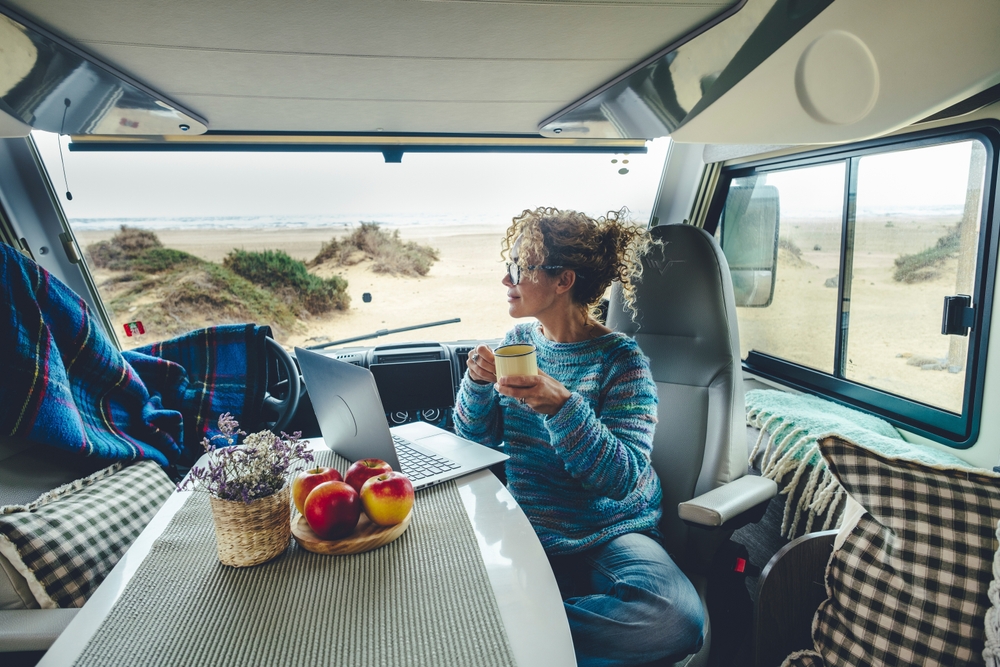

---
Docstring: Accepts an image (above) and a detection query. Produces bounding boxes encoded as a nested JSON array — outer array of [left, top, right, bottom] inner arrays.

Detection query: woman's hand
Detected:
[[495, 370, 571, 416], [466, 344, 497, 385]]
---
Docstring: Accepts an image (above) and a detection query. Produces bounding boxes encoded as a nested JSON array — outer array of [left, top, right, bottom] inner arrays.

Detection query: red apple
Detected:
[[292, 467, 342, 514], [360, 472, 415, 526], [303, 480, 361, 540], [345, 458, 393, 494]]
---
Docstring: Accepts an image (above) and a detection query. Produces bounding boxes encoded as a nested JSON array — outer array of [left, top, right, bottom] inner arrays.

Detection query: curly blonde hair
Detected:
[[501, 206, 654, 318]]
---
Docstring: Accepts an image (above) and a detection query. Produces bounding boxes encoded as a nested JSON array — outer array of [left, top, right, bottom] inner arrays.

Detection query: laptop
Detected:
[[295, 347, 508, 490]]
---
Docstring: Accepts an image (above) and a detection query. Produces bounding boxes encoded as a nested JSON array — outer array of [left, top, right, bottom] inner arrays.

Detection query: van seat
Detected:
[[0, 437, 108, 507]]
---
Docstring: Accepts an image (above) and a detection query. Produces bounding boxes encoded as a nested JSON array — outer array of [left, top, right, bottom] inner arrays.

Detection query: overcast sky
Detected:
[[762, 139, 979, 218], [32, 132, 980, 227], [32, 132, 671, 225]]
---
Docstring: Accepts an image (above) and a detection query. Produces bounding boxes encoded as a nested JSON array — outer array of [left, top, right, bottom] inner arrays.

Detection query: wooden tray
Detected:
[[291, 510, 412, 555]]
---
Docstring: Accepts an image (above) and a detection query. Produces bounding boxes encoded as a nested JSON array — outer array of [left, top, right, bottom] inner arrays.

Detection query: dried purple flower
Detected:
[[177, 414, 314, 503]]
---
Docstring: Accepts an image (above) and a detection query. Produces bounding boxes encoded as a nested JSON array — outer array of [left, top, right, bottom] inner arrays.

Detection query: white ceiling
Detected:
[[4, 0, 737, 134]]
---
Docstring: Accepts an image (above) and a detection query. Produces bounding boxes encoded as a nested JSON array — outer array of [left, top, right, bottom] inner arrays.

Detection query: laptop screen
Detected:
[[369, 360, 455, 413]]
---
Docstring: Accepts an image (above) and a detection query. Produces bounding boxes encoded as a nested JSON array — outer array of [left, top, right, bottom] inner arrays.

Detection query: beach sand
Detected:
[[74, 224, 529, 351]]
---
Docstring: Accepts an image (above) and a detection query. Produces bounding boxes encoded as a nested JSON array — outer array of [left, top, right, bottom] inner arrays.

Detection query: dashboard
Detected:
[[289, 339, 501, 438]]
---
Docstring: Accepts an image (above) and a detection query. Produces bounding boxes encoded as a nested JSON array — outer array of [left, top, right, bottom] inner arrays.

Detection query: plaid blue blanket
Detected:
[[124, 326, 269, 466], [1, 242, 269, 468]]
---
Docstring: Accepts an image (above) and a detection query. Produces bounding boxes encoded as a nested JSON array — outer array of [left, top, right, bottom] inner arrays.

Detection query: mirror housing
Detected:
[[720, 184, 780, 307]]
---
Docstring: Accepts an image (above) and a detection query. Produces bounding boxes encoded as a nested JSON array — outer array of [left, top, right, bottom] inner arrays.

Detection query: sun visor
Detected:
[[0, 106, 31, 138], [66, 133, 649, 157], [0, 5, 206, 137]]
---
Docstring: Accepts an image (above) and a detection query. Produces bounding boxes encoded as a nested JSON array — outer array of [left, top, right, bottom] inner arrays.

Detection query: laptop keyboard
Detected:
[[393, 435, 461, 481]]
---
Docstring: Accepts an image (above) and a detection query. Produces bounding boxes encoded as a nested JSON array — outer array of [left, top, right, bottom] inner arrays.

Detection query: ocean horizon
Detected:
[[66, 202, 963, 233], [68, 210, 660, 232], [67, 213, 509, 232]]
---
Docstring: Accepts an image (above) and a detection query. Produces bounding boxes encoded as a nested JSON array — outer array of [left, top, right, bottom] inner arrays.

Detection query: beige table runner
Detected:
[[73, 451, 517, 667]]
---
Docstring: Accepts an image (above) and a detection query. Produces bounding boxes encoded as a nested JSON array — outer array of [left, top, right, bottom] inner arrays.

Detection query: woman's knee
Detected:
[[586, 534, 696, 603], [659, 580, 705, 657], [627, 569, 704, 656], [583, 534, 706, 658]]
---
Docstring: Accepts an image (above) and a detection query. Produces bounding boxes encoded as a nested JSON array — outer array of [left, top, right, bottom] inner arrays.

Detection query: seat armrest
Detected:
[[0, 609, 79, 652], [678, 475, 777, 527], [753, 530, 836, 667]]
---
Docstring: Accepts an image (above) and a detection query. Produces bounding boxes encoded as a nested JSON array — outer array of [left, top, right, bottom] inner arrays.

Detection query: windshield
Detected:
[[32, 133, 670, 350]]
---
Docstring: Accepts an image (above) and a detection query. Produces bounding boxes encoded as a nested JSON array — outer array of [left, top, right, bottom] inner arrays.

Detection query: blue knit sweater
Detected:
[[454, 322, 662, 555]]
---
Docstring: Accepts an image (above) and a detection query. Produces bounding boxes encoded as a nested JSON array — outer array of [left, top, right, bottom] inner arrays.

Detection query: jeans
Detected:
[[549, 532, 705, 667]]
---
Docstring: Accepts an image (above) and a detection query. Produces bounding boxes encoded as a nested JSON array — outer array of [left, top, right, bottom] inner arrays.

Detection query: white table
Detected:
[[38, 438, 576, 667]]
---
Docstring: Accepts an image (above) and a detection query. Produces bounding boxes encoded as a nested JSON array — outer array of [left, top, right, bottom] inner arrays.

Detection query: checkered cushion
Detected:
[[791, 435, 1000, 667], [782, 650, 825, 667], [0, 460, 173, 608]]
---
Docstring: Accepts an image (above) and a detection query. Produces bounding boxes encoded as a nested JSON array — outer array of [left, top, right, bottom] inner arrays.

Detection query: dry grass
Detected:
[[311, 222, 439, 276], [893, 224, 962, 283]]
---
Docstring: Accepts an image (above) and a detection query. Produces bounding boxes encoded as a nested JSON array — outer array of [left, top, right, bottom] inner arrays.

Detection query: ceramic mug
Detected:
[[493, 344, 538, 378]]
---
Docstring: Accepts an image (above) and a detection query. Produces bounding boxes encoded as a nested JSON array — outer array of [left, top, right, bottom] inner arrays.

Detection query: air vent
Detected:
[[374, 351, 442, 364], [372, 343, 445, 365], [455, 347, 474, 364], [335, 353, 363, 367]]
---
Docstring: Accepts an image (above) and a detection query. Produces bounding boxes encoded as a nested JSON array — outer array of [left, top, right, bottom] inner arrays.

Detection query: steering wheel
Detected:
[[262, 337, 301, 433]]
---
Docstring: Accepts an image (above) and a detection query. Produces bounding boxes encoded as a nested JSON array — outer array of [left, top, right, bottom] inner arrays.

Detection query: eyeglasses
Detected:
[[505, 262, 579, 285]]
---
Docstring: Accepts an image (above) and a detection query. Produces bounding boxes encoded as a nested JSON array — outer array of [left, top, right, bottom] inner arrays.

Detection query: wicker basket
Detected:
[[209, 485, 291, 567]]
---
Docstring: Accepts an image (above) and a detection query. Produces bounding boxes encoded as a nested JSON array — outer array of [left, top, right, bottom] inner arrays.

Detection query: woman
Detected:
[[454, 207, 705, 667]]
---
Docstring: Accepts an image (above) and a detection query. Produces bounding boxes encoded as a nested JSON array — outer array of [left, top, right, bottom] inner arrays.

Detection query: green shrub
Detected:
[[130, 247, 200, 272], [893, 225, 961, 283], [311, 222, 439, 276], [224, 249, 350, 314], [87, 226, 200, 272], [224, 249, 304, 289]]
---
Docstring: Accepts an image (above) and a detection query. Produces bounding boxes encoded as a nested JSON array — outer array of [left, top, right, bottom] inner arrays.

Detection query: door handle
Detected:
[[941, 294, 975, 336]]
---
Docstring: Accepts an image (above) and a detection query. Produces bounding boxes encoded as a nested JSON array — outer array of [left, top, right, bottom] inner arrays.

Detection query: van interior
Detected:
[[3, 1, 1000, 666]]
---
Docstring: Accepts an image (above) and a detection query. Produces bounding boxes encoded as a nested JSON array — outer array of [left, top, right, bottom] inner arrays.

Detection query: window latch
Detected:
[[59, 232, 81, 264], [941, 295, 975, 336]]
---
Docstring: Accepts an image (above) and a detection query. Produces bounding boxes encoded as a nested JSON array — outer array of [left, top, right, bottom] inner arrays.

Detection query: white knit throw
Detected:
[[747, 413, 846, 539], [745, 389, 971, 542]]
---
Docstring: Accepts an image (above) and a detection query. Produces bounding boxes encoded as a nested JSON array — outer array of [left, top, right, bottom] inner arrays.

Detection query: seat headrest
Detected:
[[607, 224, 740, 360]]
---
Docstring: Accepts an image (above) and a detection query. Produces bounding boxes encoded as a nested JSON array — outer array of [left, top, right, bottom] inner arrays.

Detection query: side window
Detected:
[[721, 163, 846, 374], [846, 142, 986, 413], [714, 129, 996, 446]]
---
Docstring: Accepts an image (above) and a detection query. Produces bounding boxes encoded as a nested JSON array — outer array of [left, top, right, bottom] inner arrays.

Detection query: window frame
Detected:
[[704, 121, 1000, 447]]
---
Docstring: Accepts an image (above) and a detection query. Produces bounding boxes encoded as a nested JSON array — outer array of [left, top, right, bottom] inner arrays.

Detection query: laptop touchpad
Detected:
[[414, 433, 471, 453]]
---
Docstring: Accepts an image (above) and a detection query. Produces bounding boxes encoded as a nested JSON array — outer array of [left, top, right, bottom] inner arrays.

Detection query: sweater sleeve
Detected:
[[453, 370, 504, 448], [544, 348, 657, 501]]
